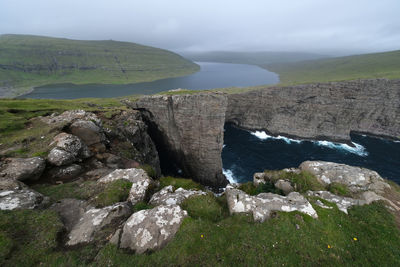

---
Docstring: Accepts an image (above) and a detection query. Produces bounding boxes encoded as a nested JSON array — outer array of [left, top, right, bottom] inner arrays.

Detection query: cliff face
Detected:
[[128, 93, 228, 188], [226, 79, 400, 142]]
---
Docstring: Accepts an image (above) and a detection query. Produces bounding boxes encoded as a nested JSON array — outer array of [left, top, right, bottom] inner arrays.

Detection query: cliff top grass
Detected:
[[0, 34, 199, 97]]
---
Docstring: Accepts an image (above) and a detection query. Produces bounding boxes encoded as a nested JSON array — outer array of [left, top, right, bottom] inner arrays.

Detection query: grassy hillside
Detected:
[[183, 51, 327, 65], [0, 34, 199, 97], [265, 50, 400, 84]]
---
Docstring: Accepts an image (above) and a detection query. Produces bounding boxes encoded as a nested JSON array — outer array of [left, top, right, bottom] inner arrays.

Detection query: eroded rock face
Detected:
[[117, 205, 187, 253], [127, 93, 228, 188], [1, 157, 45, 181], [226, 79, 400, 142], [149, 185, 206, 206], [98, 168, 153, 205], [299, 161, 391, 194], [67, 202, 131, 246], [0, 188, 48, 210], [225, 186, 317, 222]]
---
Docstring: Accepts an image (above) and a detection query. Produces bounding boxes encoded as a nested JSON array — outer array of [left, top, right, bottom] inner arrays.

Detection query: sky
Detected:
[[1, 0, 399, 55]]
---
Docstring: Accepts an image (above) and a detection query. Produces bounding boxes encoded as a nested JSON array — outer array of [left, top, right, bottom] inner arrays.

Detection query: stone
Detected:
[[41, 110, 102, 126], [299, 161, 391, 194], [306, 191, 364, 214], [0, 188, 48, 210], [253, 172, 266, 186], [47, 147, 76, 166], [51, 198, 92, 232], [274, 180, 294, 195], [47, 164, 83, 181], [66, 202, 131, 246], [70, 119, 105, 146], [118, 205, 187, 253], [128, 93, 228, 188], [0, 178, 26, 190], [98, 168, 153, 205], [1, 157, 45, 181], [225, 186, 317, 222], [149, 185, 206, 206]]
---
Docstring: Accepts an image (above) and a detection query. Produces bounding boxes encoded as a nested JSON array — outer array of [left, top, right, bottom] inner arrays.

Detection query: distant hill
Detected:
[[265, 50, 400, 84], [0, 34, 199, 97], [182, 51, 328, 65]]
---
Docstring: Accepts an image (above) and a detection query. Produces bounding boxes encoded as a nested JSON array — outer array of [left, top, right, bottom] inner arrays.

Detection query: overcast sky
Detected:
[[1, 0, 399, 55]]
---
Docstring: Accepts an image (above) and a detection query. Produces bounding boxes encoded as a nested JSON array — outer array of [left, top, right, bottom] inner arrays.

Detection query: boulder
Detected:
[[253, 172, 266, 186], [117, 205, 187, 253], [0, 178, 26, 191], [306, 191, 364, 214], [98, 168, 153, 205], [69, 120, 105, 146], [1, 157, 45, 181], [149, 185, 206, 206], [274, 180, 294, 195], [41, 110, 101, 125], [51, 198, 92, 232], [225, 186, 318, 222], [299, 161, 391, 194], [47, 164, 83, 181], [66, 202, 131, 246], [47, 148, 76, 166], [0, 188, 48, 210]]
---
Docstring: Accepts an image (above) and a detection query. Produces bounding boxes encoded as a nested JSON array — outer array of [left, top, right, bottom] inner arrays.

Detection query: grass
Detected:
[[238, 181, 284, 196], [181, 194, 229, 222], [0, 34, 199, 97], [91, 180, 133, 208], [265, 50, 400, 84], [159, 176, 204, 191], [328, 183, 352, 197]]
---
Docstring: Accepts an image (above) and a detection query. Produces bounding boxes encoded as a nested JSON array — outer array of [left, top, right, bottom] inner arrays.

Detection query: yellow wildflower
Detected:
[[353, 237, 358, 241], [327, 245, 331, 249], [201, 234, 204, 238]]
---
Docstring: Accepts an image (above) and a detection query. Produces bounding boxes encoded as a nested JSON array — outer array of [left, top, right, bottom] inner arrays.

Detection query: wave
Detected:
[[250, 130, 368, 156], [223, 169, 237, 184]]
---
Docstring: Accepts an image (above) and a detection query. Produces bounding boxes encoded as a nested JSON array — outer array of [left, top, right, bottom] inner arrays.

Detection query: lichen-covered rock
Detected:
[[1, 157, 45, 181], [66, 202, 131, 246], [51, 198, 93, 232], [299, 161, 391, 194], [98, 168, 153, 205], [70, 120, 105, 146], [306, 191, 364, 214], [117, 205, 187, 253], [225, 186, 317, 222], [47, 164, 83, 181], [274, 180, 294, 195], [253, 172, 266, 186], [41, 110, 102, 126], [0, 178, 26, 191], [50, 132, 92, 160], [47, 148, 76, 166], [149, 185, 206, 206], [0, 188, 48, 210]]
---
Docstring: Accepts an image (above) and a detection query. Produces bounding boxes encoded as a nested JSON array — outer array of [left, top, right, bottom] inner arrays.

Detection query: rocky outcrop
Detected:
[[1, 157, 45, 181], [225, 186, 318, 222], [299, 161, 391, 194], [149, 185, 206, 206], [226, 79, 400, 143], [66, 202, 131, 246], [0, 188, 48, 210], [127, 93, 228, 187], [115, 205, 188, 253]]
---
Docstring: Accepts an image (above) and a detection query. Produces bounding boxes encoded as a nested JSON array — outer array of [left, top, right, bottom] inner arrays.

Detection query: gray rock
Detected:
[[0, 188, 48, 210], [274, 180, 294, 195], [128, 93, 228, 188], [70, 120, 105, 146], [149, 185, 206, 206], [225, 185, 318, 222], [47, 164, 83, 181], [1, 157, 45, 181], [98, 168, 153, 205], [51, 199, 93, 232], [0, 178, 26, 190], [253, 172, 266, 186], [118, 205, 187, 253], [306, 191, 364, 214], [41, 110, 102, 126], [66, 202, 131, 246], [47, 148, 76, 166], [300, 161, 391, 194]]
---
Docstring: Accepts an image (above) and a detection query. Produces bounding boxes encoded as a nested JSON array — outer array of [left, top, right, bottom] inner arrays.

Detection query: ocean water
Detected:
[[222, 123, 400, 184]]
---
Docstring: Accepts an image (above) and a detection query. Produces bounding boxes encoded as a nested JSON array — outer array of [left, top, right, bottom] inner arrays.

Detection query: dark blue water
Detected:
[[21, 62, 279, 99], [222, 124, 400, 184]]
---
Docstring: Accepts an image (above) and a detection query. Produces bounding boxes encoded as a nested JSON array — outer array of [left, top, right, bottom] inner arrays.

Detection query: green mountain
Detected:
[[0, 34, 199, 97], [265, 50, 400, 84], [182, 50, 327, 65]]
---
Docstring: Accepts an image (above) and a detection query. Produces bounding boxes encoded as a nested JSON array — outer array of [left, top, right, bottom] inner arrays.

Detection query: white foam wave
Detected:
[[316, 141, 368, 156], [223, 169, 237, 184], [251, 131, 302, 144]]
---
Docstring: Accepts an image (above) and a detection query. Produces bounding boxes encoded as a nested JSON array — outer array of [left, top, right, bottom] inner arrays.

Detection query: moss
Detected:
[[132, 201, 155, 213], [139, 164, 158, 179], [181, 194, 229, 222], [91, 180, 133, 208], [159, 176, 204, 191], [279, 170, 325, 193], [328, 182, 352, 197], [238, 181, 284, 196]]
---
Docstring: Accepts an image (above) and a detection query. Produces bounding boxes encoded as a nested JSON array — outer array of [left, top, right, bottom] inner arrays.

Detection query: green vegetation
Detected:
[[181, 194, 229, 222], [278, 171, 325, 193], [238, 181, 284, 196], [139, 164, 157, 179], [328, 182, 352, 197], [266, 50, 400, 84], [91, 180, 133, 208], [0, 34, 199, 97], [159, 176, 204, 191], [132, 201, 155, 213], [33, 180, 100, 202]]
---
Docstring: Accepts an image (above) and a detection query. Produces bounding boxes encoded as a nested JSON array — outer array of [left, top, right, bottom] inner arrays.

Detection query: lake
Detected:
[[222, 123, 400, 184], [21, 62, 279, 99]]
